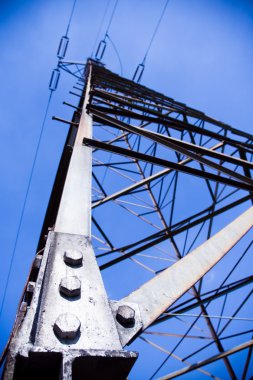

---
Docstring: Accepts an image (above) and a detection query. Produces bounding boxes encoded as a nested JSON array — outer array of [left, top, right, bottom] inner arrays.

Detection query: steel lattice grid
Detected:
[[84, 64, 253, 379]]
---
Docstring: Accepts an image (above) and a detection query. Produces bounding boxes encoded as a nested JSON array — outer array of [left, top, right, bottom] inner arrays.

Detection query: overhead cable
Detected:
[[0, 92, 53, 323], [95, 0, 119, 62], [133, 0, 170, 83], [91, 0, 112, 58], [106, 33, 123, 75], [65, 0, 77, 36], [0, 0, 78, 347]]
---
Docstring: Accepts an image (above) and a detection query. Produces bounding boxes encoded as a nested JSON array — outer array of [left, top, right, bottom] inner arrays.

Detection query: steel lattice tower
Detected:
[[2, 60, 253, 379]]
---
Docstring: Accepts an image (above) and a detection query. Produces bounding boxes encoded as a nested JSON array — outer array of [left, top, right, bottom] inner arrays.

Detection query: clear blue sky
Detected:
[[0, 0, 253, 378]]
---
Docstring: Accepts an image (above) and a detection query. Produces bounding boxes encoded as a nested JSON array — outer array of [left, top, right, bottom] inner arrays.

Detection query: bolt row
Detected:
[[53, 249, 83, 340], [53, 248, 135, 340]]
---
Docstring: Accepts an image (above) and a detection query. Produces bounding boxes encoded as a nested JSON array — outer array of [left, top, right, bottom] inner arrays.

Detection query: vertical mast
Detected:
[[2, 61, 137, 380]]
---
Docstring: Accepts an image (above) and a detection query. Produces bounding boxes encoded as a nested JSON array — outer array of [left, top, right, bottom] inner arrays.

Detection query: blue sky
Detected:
[[0, 0, 253, 378]]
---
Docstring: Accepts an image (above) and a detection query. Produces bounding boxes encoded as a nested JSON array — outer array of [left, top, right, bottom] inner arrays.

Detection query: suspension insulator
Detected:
[[132, 63, 145, 83], [57, 35, 69, 59], [95, 39, 107, 61], [49, 68, 60, 91]]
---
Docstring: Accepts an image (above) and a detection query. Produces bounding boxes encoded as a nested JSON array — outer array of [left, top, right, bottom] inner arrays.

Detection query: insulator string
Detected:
[[133, 0, 170, 83]]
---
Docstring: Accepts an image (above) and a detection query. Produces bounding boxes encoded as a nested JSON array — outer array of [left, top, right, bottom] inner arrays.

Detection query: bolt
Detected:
[[20, 301, 27, 312], [116, 305, 135, 327], [26, 281, 35, 293], [64, 249, 83, 266], [54, 313, 81, 340], [59, 276, 81, 297], [33, 254, 43, 269]]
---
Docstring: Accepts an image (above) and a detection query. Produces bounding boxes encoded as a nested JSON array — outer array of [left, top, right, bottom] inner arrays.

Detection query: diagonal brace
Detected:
[[119, 206, 253, 340]]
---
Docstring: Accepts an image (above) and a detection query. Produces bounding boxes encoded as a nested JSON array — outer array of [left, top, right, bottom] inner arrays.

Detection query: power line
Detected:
[[133, 0, 170, 83], [65, 0, 78, 36], [95, 0, 119, 61], [0, 91, 53, 323], [0, 0, 78, 350], [143, 0, 170, 64], [106, 33, 123, 75], [90, 0, 112, 58], [105, 0, 119, 35]]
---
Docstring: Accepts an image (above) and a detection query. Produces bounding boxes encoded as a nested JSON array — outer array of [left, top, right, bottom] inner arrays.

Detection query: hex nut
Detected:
[[54, 313, 81, 339], [59, 276, 81, 297], [64, 249, 83, 266], [116, 305, 135, 327]]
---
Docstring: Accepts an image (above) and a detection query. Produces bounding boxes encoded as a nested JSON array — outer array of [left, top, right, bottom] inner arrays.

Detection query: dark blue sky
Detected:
[[0, 0, 253, 378]]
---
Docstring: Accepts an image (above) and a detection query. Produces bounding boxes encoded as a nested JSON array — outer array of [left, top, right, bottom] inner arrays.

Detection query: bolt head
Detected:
[[54, 313, 81, 339], [64, 249, 83, 266], [116, 305, 135, 327], [26, 281, 35, 293], [59, 276, 81, 297], [34, 255, 43, 269]]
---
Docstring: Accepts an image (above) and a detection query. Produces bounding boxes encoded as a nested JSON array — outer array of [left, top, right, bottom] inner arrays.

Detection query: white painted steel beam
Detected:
[[55, 68, 92, 237], [121, 206, 253, 331]]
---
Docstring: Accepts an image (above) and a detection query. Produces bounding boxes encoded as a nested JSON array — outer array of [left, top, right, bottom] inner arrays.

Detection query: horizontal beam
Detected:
[[92, 150, 218, 209], [83, 138, 253, 192], [90, 65, 253, 140], [89, 92, 253, 149], [90, 110, 253, 185], [52, 116, 78, 126], [91, 88, 207, 121], [93, 105, 253, 169]]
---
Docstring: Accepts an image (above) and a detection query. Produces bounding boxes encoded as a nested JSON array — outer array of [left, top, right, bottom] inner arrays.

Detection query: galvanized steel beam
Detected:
[[54, 67, 92, 236], [120, 206, 253, 333]]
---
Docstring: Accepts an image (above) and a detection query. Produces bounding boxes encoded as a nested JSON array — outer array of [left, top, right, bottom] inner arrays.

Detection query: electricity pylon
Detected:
[[2, 59, 253, 379]]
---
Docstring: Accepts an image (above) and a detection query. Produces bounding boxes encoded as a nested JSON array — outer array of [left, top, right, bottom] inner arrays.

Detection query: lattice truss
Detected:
[[37, 60, 253, 379], [74, 63, 253, 379]]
